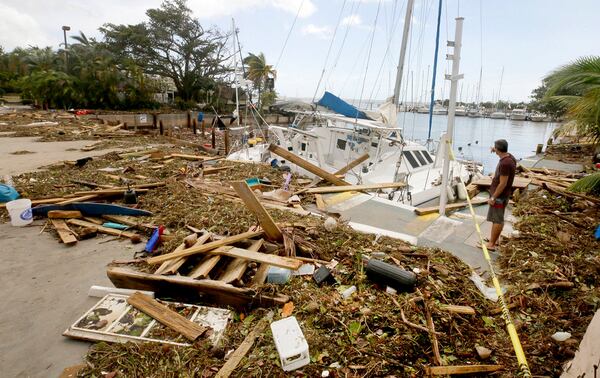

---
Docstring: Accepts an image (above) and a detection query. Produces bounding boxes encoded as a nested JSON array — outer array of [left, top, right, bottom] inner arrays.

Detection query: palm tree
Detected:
[[545, 56, 600, 142], [243, 52, 276, 109]]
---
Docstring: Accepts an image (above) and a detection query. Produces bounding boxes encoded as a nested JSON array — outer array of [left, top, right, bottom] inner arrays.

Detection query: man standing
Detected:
[[483, 139, 517, 251]]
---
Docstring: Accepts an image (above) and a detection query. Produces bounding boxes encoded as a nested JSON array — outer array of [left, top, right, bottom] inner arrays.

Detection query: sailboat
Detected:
[[227, 1, 482, 207]]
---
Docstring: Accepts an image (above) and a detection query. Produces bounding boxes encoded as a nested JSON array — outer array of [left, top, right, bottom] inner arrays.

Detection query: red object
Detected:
[[75, 109, 94, 115], [596, 163, 600, 169]]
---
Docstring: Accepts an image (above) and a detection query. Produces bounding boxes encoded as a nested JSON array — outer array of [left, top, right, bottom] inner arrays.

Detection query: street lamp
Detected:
[[62, 25, 70, 71]]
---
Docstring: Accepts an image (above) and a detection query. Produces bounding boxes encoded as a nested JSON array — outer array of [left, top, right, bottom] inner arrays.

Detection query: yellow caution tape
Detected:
[[447, 141, 532, 377]]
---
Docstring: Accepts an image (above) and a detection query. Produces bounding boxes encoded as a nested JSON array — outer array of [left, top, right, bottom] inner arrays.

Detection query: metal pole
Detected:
[[62, 26, 70, 72], [439, 17, 464, 216], [393, 0, 415, 107], [232, 19, 241, 128], [427, 0, 443, 141]]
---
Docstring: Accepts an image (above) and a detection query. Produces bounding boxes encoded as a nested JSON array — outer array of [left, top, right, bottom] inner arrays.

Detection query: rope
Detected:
[[446, 140, 532, 377], [357, 0, 383, 112], [325, 0, 361, 91], [312, 0, 348, 103], [275, 0, 305, 69]]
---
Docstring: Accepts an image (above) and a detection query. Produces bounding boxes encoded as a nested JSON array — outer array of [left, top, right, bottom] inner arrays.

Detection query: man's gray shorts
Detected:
[[486, 199, 508, 224]]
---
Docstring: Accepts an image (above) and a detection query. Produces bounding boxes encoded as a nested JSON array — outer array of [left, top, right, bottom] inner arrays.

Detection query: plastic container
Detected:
[[270, 316, 310, 371], [267, 266, 291, 284], [6, 199, 33, 226]]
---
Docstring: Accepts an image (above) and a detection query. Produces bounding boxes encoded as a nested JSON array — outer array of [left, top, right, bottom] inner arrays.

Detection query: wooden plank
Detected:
[[439, 304, 476, 315], [231, 181, 283, 242], [67, 219, 141, 243], [82, 217, 103, 225], [210, 246, 302, 270], [543, 182, 600, 205], [51, 219, 78, 245], [307, 182, 406, 194], [127, 292, 207, 342], [67, 188, 149, 197], [214, 316, 270, 378], [107, 267, 289, 308], [147, 230, 264, 265], [188, 255, 222, 279], [47, 210, 82, 219], [219, 239, 263, 284], [170, 153, 211, 161], [315, 194, 326, 211], [203, 166, 234, 175], [335, 153, 370, 176], [268, 144, 350, 186], [57, 194, 98, 205], [472, 176, 531, 190], [465, 183, 481, 198], [118, 149, 159, 158], [102, 215, 156, 231], [415, 198, 488, 216], [155, 233, 212, 275], [1, 197, 67, 208], [251, 264, 270, 287], [424, 364, 503, 375]]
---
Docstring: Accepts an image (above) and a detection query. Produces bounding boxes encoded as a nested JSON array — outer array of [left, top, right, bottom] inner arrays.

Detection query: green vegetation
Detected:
[[570, 172, 600, 195], [545, 56, 600, 142], [0, 0, 276, 111], [243, 52, 277, 110]]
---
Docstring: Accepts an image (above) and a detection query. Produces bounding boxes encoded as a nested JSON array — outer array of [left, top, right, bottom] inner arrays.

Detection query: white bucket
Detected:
[[6, 199, 33, 226]]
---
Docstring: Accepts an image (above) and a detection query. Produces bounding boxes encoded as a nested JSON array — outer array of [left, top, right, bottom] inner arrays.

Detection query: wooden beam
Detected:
[[188, 255, 221, 279], [251, 264, 271, 287], [543, 182, 600, 205], [127, 292, 207, 342], [108, 267, 289, 308], [307, 182, 406, 194], [268, 144, 350, 186], [335, 153, 370, 176], [424, 364, 503, 375], [203, 165, 234, 175], [51, 219, 78, 245], [439, 304, 476, 315], [170, 153, 211, 161], [155, 233, 211, 275], [102, 215, 156, 231], [210, 246, 302, 270], [231, 181, 283, 242], [67, 219, 141, 243], [472, 176, 531, 190], [219, 239, 263, 284], [147, 230, 264, 265], [57, 194, 98, 205], [315, 194, 326, 211], [47, 210, 82, 219], [415, 198, 488, 216], [214, 316, 270, 378]]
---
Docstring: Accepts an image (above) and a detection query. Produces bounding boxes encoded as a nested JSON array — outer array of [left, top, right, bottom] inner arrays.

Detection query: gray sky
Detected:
[[2, 0, 599, 102]]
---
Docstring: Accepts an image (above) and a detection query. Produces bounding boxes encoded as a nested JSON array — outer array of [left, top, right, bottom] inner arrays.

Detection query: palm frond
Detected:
[[569, 172, 600, 195]]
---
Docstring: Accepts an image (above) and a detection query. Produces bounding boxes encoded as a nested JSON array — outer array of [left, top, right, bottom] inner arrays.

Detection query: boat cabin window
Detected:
[[413, 150, 427, 166], [402, 151, 420, 169], [337, 139, 347, 150], [371, 142, 378, 148], [301, 143, 306, 151], [422, 150, 434, 164]]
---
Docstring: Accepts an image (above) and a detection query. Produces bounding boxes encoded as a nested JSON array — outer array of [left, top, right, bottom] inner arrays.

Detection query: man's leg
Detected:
[[488, 222, 504, 248]]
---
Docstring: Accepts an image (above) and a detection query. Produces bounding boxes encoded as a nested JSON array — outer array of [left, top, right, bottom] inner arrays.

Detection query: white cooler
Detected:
[[270, 316, 310, 371]]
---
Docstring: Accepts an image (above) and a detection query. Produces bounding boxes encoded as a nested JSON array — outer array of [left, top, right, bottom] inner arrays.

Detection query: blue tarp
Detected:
[[317, 91, 370, 120]]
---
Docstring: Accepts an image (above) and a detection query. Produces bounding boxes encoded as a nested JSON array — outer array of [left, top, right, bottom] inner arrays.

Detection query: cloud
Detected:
[[341, 14, 362, 27], [0, 3, 53, 50], [301, 24, 333, 39], [188, 0, 316, 19]]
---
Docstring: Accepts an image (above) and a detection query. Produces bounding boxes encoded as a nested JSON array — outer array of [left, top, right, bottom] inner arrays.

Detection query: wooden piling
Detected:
[[159, 120, 164, 136], [193, 118, 197, 135]]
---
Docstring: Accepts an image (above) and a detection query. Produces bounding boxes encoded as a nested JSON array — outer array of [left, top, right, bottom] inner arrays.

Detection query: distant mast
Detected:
[[392, 0, 415, 110]]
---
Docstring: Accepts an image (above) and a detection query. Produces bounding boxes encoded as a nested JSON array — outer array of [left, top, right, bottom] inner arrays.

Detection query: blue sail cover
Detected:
[[317, 91, 370, 120]]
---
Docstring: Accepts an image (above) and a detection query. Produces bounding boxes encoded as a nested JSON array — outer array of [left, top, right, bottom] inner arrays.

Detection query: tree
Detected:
[[243, 52, 276, 110], [529, 79, 567, 119], [100, 0, 231, 103], [545, 56, 600, 142]]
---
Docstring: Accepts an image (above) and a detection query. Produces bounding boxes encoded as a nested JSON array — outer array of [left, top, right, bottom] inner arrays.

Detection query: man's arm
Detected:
[[488, 175, 509, 205]]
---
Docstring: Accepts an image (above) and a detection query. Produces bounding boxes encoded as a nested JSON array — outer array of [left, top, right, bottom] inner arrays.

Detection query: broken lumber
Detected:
[[147, 230, 264, 265], [315, 194, 326, 211], [67, 219, 141, 243], [307, 182, 406, 194], [335, 153, 370, 176], [203, 165, 233, 175], [214, 315, 271, 378], [51, 219, 78, 245], [268, 144, 350, 186], [108, 267, 289, 308], [210, 246, 303, 270], [543, 182, 600, 205], [231, 181, 283, 242], [218, 239, 264, 284], [188, 255, 221, 279], [439, 304, 476, 315], [424, 364, 503, 375], [127, 292, 207, 342], [472, 176, 531, 190], [170, 153, 211, 161], [415, 198, 488, 216], [57, 194, 98, 205], [155, 233, 211, 275], [47, 210, 82, 219]]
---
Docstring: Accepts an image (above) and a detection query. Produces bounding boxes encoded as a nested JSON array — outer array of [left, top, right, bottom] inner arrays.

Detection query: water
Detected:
[[398, 112, 557, 173]]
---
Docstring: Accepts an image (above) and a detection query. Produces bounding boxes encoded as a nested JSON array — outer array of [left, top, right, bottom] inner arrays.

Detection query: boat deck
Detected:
[[324, 193, 515, 275]]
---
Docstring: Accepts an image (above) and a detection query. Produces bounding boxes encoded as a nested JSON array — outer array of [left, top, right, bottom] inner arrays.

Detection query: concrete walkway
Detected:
[[325, 193, 515, 275], [0, 222, 138, 377], [520, 153, 584, 172]]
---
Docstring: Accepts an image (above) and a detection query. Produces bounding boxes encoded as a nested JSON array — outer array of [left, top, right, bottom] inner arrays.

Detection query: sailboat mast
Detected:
[[392, 0, 415, 107], [232, 18, 241, 127], [426, 0, 443, 141]]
